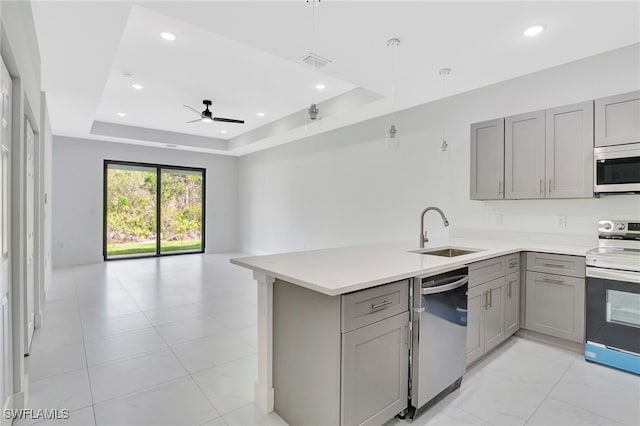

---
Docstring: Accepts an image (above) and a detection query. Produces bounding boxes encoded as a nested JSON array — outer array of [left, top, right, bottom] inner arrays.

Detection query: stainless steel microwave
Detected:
[[594, 143, 640, 194]]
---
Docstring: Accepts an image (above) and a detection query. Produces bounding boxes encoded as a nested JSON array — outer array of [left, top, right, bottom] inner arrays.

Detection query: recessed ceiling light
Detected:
[[220, 130, 227, 134], [131, 84, 144, 90], [117, 112, 126, 117], [160, 32, 176, 41], [257, 112, 265, 117], [523, 25, 546, 37], [202, 117, 213, 123], [315, 83, 326, 90]]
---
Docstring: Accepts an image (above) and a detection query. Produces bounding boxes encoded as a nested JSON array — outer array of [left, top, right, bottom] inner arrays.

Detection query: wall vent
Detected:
[[302, 53, 331, 69]]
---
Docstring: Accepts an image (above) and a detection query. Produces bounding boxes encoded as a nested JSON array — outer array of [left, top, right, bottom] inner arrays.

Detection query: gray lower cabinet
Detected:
[[595, 90, 640, 147], [524, 252, 586, 343], [525, 272, 585, 342], [273, 278, 409, 426], [466, 255, 521, 365], [470, 118, 504, 200], [341, 312, 409, 426], [545, 101, 594, 198], [466, 277, 506, 365], [504, 271, 520, 338]]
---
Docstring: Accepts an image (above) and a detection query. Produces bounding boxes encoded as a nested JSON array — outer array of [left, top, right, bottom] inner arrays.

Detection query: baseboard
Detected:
[[34, 310, 43, 329], [516, 329, 583, 353]]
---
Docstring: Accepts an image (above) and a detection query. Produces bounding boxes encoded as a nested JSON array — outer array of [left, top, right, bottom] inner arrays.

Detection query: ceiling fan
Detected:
[[184, 100, 245, 124]]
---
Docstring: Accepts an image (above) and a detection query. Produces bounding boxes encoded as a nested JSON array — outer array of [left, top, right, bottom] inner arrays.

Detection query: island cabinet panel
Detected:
[[272, 278, 409, 426], [273, 279, 341, 426], [341, 312, 409, 426]]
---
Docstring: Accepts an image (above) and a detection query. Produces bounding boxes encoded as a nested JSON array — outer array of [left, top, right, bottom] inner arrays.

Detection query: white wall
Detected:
[[238, 44, 640, 255], [52, 137, 238, 266], [1, 0, 44, 408]]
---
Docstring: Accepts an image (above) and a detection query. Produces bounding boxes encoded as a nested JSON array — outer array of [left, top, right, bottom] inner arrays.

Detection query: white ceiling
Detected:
[[32, 1, 640, 156]]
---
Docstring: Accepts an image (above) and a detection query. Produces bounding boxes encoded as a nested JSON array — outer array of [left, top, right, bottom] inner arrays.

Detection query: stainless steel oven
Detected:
[[585, 220, 640, 375], [594, 143, 640, 194]]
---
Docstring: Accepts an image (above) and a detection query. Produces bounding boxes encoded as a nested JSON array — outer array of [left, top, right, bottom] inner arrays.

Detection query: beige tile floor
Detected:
[[17, 254, 640, 425]]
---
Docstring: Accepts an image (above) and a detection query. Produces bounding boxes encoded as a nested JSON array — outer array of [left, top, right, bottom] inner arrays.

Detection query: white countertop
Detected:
[[230, 237, 594, 296]]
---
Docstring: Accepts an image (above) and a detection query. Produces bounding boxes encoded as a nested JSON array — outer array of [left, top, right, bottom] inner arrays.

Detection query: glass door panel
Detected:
[[160, 168, 204, 254], [105, 164, 157, 259]]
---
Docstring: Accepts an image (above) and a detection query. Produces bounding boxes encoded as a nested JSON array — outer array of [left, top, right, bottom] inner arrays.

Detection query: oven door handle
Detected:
[[586, 267, 640, 284], [422, 276, 469, 295]]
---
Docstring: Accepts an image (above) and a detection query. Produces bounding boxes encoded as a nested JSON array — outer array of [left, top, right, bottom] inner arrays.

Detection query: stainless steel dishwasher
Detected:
[[410, 267, 468, 416]]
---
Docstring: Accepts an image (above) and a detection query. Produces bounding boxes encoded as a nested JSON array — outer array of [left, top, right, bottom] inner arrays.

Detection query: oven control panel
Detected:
[[598, 220, 640, 239]]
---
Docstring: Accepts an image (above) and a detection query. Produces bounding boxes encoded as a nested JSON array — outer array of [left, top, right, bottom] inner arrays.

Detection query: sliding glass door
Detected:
[[104, 161, 205, 260], [160, 168, 204, 254]]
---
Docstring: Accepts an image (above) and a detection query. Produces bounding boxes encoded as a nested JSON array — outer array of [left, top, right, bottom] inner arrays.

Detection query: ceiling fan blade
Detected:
[[185, 119, 202, 124], [213, 117, 245, 124], [184, 105, 203, 116]]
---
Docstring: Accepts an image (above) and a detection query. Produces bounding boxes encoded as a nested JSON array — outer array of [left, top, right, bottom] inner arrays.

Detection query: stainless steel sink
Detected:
[[409, 247, 482, 257]]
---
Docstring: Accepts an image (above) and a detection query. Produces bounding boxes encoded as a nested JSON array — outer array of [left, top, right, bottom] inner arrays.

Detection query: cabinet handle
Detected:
[[548, 178, 552, 194], [482, 291, 487, 310], [542, 277, 564, 284], [539, 179, 543, 194], [488, 288, 492, 308], [543, 263, 564, 269], [498, 181, 502, 195], [371, 300, 393, 310], [508, 281, 511, 298], [509, 261, 518, 268]]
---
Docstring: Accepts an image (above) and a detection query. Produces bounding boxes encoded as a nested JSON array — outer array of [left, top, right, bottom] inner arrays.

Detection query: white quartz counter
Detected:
[[230, 237, 594, 296]]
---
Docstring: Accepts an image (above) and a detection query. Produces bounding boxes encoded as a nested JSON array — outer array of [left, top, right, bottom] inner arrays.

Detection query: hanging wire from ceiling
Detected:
[[307, 0, 320, 120], [439, 67, 451, 152], [386, 38, 400, 140]]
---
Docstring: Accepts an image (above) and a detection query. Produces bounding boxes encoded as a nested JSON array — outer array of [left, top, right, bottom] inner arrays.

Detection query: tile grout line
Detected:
[[74, 265, 99, 426]]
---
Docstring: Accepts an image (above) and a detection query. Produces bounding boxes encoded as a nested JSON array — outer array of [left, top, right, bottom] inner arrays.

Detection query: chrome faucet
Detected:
[[419, 206, 450, 248]]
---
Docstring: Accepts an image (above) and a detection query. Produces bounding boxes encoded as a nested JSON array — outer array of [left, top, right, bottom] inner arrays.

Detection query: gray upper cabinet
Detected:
[[545, 101, 594, 198], [470, 119, 504, 200], [505, 110, 546, 199], [595, 91, 640, 147]]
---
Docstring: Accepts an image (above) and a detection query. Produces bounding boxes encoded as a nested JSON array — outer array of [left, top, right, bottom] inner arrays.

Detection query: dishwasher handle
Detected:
[[421, 275, 469, 295]]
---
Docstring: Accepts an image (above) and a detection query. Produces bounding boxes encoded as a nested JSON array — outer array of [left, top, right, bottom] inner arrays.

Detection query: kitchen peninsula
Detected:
[[231, 237, 593, 425]]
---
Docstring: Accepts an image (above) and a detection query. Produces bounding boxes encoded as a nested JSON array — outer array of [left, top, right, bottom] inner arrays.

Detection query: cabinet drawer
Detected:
[[341, 280, 408, 333], [526, 252, 585, 278], [505, 253, 520, 272], [469, 256, 506, 287]]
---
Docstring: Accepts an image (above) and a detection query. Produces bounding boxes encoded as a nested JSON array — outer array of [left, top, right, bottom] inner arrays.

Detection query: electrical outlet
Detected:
[[556, 215, 567, 228], [494, 214, 502, 225]]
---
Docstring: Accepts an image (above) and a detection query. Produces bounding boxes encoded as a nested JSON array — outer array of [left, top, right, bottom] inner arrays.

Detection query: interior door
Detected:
[[0, 58, 12, 407], [25, 121, 35, 351]]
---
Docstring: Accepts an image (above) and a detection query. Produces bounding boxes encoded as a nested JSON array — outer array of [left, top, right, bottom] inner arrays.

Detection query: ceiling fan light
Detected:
[[202, 117, 213, 123]]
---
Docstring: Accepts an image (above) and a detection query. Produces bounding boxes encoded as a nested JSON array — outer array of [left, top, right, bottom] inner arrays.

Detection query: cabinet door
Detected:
[[504, 272, 520, 338], [595, 91, 640, 147], [545, 101, 594, 198], [341, 312, 409, 426], [466, 284, 486, 366], [525, 272, 585, 343], [470, 119, 504, 200], [505, 111, 546, 199], [483, 277, 505, 353]]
